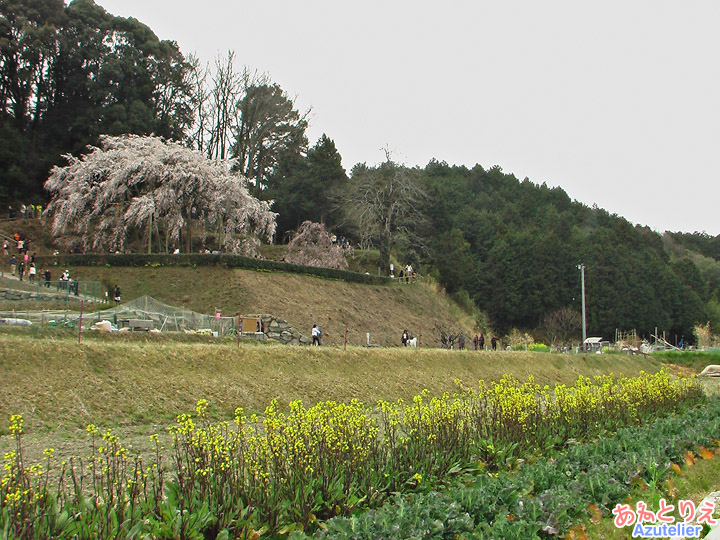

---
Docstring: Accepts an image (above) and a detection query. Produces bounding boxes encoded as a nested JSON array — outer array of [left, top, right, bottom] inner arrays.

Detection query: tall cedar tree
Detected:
[[265, 134, 347, 241]]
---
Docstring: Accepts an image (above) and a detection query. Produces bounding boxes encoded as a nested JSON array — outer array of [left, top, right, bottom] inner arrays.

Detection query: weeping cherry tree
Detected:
[[284, 221, 348, 270], [44, 135, 277, 253]]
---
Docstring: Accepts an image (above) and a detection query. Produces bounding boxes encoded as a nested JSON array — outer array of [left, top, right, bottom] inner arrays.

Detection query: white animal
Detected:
[[407, 337, 417, 347]]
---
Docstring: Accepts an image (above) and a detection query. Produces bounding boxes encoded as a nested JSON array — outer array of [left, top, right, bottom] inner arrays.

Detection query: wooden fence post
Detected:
[[237, 314, 242, 347], [78, 299, 84, 344]]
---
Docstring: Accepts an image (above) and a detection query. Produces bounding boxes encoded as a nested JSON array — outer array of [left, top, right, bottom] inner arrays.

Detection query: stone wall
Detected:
[[0, 287, 82, 302], [244, 314, 309, 345]]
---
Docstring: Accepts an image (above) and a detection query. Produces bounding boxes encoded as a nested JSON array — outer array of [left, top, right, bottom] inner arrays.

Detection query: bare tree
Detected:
[[185, 51, 308, 190], [284, 221, 348, 269], [185, 54, 210, 152], [340, 158, 428, 274], [44, 134, 276, 254], [204, 51, 244, 160], [538, 307, 581, 350]]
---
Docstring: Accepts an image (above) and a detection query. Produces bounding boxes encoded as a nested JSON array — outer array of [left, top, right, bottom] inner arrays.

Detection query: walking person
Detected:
[[479, 333, 485, 350], [114, 285, 121, 304], [9, 255, 16, 276], [18, 261, 24, 281], [311, 324, 321, 346], [401, 329, 409, 346], [28, 262, 36, 281]]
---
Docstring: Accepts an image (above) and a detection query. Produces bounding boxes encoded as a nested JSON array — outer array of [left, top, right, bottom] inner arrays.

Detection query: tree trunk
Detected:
[[147, 212, 153, 254], [379, 231, 390, 276], [185, 218, 192, 253]]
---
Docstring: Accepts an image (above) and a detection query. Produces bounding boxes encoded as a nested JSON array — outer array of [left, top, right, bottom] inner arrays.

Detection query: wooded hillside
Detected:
[[2, 0, 718, 344]]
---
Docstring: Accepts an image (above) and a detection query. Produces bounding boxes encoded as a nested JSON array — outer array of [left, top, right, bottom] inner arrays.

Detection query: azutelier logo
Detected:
[[612, 499, 717, 538]]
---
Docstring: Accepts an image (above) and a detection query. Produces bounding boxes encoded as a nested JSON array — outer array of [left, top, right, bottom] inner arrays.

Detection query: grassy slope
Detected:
[[65, 265, 475, 347], [0, 332, 664, 433], [1, 216, 480, 345]]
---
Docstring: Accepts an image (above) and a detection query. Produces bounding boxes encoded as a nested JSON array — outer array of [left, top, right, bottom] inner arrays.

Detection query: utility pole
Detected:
[[578, 264, 587, 353]]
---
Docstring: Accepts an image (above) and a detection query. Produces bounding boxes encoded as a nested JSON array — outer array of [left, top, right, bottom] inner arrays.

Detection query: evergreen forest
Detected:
[[2, 0, 719, 344]]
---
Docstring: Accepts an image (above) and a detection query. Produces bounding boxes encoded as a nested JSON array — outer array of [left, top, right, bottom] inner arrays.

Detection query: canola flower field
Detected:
[[0, 370, 710, 539]]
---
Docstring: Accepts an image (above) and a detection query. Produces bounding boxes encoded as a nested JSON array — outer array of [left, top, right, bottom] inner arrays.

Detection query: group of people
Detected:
[[5, 234, 41, 283], [401, 329, 417, 346], [7, 204, 42, 220], [3, 228, 127, 304], [330, 235, 353, 250], [4, 233, 32, 255], [402, 330, 499, 349], [107, 285, 121, 304], [439, 330, 500, 350], [11, 259, 53, 285], [57, 269, 80, 295], [391, 263, 417, 284], [472, 333, 499, 350], [4, 232, 58, 289]]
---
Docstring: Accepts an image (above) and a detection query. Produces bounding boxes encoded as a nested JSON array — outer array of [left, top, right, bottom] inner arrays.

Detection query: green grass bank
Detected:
[[0, 331, 665, 433]]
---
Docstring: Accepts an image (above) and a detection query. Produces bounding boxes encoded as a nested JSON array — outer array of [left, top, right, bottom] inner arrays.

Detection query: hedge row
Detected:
[[36, 253, 391, 285]]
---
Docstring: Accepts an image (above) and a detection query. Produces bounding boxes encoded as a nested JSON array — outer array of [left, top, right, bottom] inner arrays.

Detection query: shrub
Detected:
[[35, 253, 390, 285]]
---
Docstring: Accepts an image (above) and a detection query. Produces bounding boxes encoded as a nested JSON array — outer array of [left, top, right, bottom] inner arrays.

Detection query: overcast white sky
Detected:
[[97, 0, 719, 234]]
